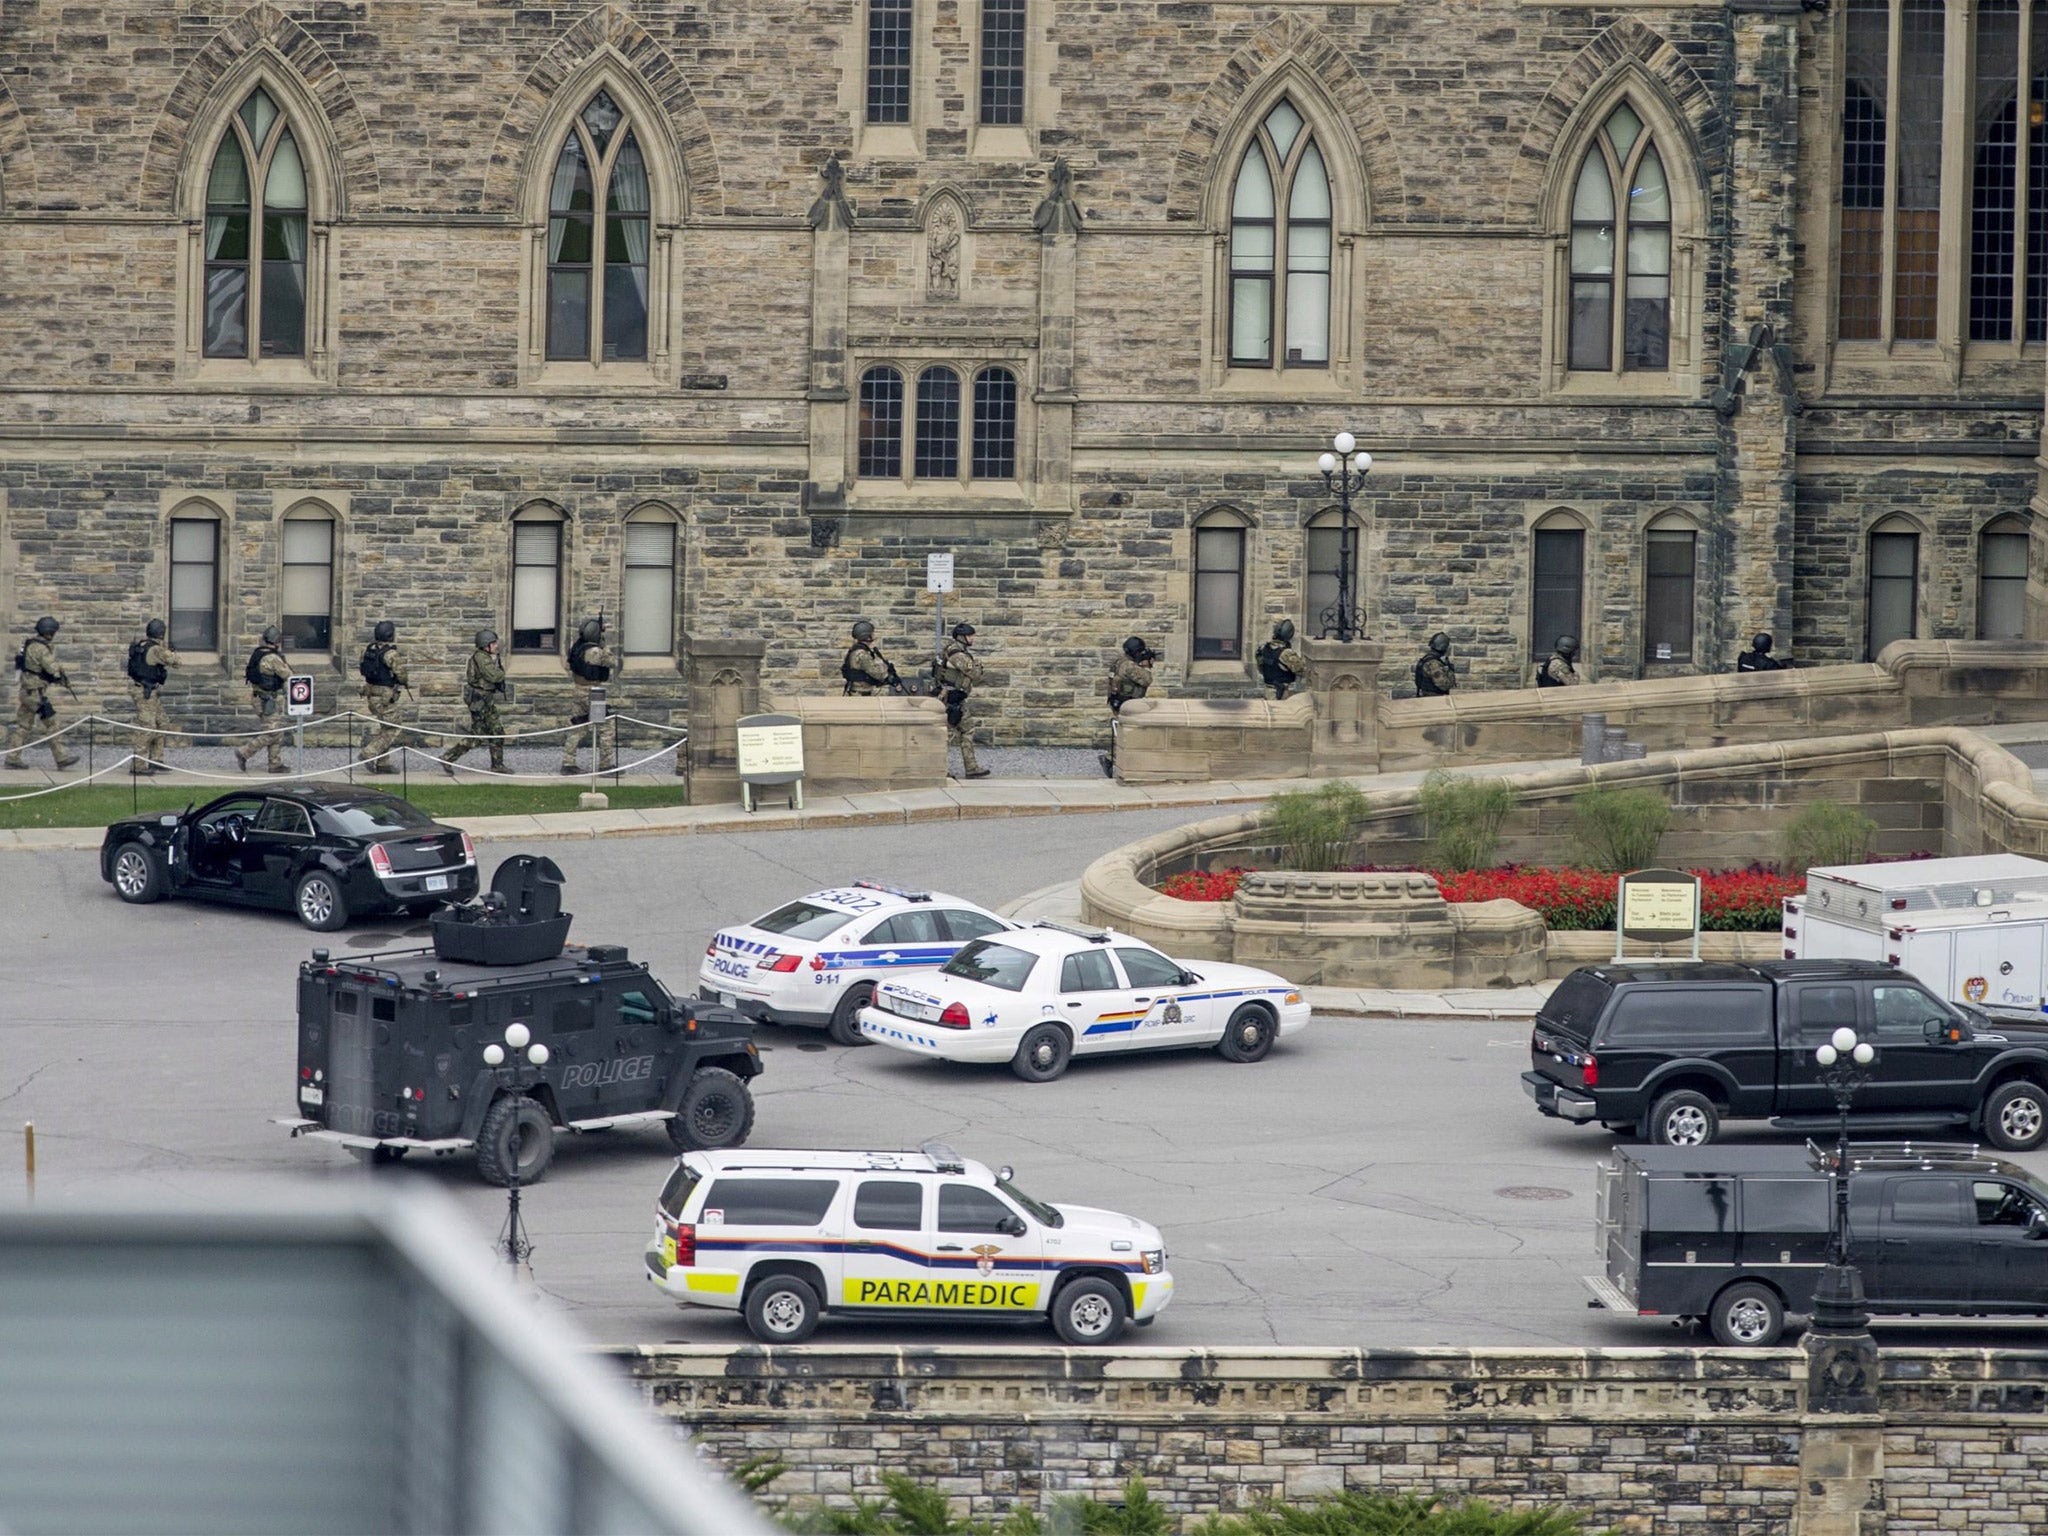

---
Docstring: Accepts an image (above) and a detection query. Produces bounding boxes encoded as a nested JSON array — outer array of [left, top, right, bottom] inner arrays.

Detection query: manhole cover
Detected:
[[1495, 1186, 1571, 1202]]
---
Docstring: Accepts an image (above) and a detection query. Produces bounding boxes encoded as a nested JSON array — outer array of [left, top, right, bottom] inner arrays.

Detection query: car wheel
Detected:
[[1708, 1281, 1784, 1347], [828, 985, 874, 1047], [1647, 1089, 1718, 1148], [1984, 1080, 2048, 1152], [745, 1273, 822, 1344], [474, 1095, 555, 1187], [1011, 1023, 1073, 1083], [667, 1067, 757, 1152], [293, 870, 349, 932], [1051, 1276, 1128, 1346], [111, 845, 165, 904], [1216, 1003, 1277, 1063]]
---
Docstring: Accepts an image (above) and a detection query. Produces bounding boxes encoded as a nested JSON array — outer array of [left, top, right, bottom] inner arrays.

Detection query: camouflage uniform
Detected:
[[842, 641, 893, 696], [562, 638, 617, 771], [1414, 651, 1456, 697], [1273, 643, 1307, 697], [127, 634, 179, 773], [936, 638, 987, 778], [234, 645, 294, 772], [1537, 649, 1584, 687], [1101, 653, 1154, 777], [5, 635, 80, 770], [361, 642, 409, 772], [442, 646, 509, 772]]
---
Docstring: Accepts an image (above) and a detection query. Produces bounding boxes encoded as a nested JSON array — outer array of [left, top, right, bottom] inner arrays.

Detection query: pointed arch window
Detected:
[[1968, 0, 2048, 342], [546, 90, 651, 364], [1568, 103, 1670, 372], [203, 88, 308, 359], [1229, 99, 1333, 369]]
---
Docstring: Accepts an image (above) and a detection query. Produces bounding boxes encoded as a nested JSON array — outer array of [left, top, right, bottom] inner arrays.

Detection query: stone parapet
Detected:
[[1228, 871, 1544, 989], [774, 694, 948, 796], [1112, 695, 1315, 785]]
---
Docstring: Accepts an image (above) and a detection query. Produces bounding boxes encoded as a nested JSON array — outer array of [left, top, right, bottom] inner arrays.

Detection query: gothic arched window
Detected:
[[203, 88, 308, 359], [1568, 103, 1671, 372], [1228, 99, 1332, 369], [546, 90, 651, 364]]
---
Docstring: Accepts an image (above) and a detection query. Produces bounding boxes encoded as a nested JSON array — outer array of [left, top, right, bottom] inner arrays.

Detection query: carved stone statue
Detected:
[[926, 202, 961, 298]]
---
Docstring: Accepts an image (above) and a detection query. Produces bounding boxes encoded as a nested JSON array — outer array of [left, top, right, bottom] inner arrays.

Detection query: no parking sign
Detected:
[[286, 675, 315, 718]]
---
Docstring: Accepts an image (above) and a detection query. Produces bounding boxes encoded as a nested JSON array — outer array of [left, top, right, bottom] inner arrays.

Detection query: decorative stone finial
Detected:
[[808, 154, 854, 231], [1032, 156, 1082, 239]]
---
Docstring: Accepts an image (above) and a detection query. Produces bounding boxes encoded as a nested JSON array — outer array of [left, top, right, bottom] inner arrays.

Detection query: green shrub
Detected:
[[1568, 784, 1670, 874], [1190, 1490, 1598, 1535], [1263, 780, 1369, 872], [1417, 771, 1517, 872], [1781, 799, 1878, 874]]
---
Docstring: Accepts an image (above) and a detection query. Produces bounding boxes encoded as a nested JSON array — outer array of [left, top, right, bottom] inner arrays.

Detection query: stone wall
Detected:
[[777, 695, 948, 796], [615, 1344, 2048, 1532]]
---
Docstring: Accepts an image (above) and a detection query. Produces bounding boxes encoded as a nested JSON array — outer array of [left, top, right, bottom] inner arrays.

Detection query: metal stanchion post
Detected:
[[295, 718, 303, 777], [87, 719, 94, 780]]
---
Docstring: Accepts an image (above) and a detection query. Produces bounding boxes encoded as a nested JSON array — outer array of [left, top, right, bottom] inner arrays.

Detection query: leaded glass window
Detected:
[[1568, 103, 1670, 373], [203, 88, 307, 360], [980, 0, 1026, 126], [546, 90, 650, 364], [1228, 99, 1332, 368], [867, 0, 913, 124]]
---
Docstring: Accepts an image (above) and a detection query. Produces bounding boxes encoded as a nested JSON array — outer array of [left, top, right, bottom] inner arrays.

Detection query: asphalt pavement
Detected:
[[6, 809, 2045, 1353]]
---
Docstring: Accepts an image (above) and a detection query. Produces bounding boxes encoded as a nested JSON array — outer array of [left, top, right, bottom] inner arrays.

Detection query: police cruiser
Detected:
[[698, 882, 1013, 1045], [858, 921, 1310, 1081], [644, 1141, 1173, 1345]]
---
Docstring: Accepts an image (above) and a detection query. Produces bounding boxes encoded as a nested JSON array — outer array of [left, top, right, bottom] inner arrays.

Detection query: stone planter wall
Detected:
[[772, 694, 948, 795], [1227, 872, 1545, 988]]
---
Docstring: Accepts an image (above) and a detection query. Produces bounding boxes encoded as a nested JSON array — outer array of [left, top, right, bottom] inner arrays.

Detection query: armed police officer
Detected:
[[1255, 619, 1307, 700], [935, 621, 990, 779], [1414, 632, 1457, 698], [1536, 634, 1584, 688], [1736, 632, 1784, 673], [5, 616, 80, 771], [124, 618, 179, 775], [1101, 635, 1157, 778], [234, 626, 293, 773], [359, 620, 410, 773], [561, 616, 616, 774], [841, 620, 899, 696], [442, 629, 508, 776]]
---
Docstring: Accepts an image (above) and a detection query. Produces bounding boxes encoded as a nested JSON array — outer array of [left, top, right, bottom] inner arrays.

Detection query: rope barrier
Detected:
[[0, 753, 147, 802], [7, 707, 688, 750]]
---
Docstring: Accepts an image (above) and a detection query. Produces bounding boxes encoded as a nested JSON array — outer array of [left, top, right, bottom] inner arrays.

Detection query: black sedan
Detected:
[[99, 785, 479, 931]]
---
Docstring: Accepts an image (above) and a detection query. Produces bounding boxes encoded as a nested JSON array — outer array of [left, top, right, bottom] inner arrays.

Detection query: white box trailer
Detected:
[[1783, 854, 2048, 1014]]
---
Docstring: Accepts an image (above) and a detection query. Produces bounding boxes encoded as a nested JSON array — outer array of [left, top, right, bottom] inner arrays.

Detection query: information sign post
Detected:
[[286, 675, 315, 777], [735, 712, 805, 813], [1614, 867, 1703, 962], [927, 553, 954, 671]]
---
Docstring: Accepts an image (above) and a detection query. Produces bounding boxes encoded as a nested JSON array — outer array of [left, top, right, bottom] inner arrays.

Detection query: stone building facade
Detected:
[[0, 0, 2044, 740]]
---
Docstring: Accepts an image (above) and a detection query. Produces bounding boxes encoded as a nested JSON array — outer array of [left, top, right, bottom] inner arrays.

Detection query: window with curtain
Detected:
[[511, 520, 563, 654], [1969, 0, 2048, 341], [1304, 515, 1360, 638], [203, 88, 307, 360], [1839, 0, 1945, 342], [1643, 525, 1696, 662], [624, 519, 678, 655], [1193, 523, 1246, 661], [1530, 523, 1585, 660], [280, 516, 334, 652], [979, 0, 1026, 126], [1568, 102, 1671, 372], [867, 0, 913, 124], [858, 367, 904, 478], [1228, 99, 1332, 368], [169, 518, 221, 651], [546, 90, 650, 364], [971, 367, 1017, 478], [1867, 525, 1920, 657], [1979, 517, 2030, 638]]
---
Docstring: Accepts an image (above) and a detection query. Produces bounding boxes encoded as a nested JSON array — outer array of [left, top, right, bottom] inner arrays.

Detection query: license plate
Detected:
[[719, 992, 737, 1009], [300, 1085, 324, 1106], [425, 875, 449, 892]]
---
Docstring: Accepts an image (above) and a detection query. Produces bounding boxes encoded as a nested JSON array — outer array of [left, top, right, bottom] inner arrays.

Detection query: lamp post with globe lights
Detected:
[[484, 1021, 552, 1280], [1807, 1024, 1879, 1411], [1314, 432, 1372, 642]]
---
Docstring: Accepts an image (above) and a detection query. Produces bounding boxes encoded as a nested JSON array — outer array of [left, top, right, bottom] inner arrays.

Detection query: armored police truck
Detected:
[[281, 855, 761, 1185]]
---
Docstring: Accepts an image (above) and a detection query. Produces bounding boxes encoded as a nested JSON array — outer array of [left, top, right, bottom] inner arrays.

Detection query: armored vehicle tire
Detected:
[[294, 870, 349, 932], [475, 1095, 555, 1187], [1984, 1080, 2048, 1152], [745, 1273, 822, 1343], [1647, 1089, 1719, 1148], [1051, 1276, 1129, 1346], [828, 985, 874, 1047], [1708, 1281, 1785, 1347], [1012, 1023, 1073, 1083], [667, 1068, 756, 1152], [1216, 1003, 1276, 1063], [111, 845, 165, 903]]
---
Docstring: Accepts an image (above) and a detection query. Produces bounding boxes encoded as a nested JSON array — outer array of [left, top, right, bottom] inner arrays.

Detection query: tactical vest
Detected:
[[1537, 657, 1570, 688], [246, 645, 285, 691], [1255, 642, 1291, 691], [127, 638, 168, 688], [841, 645, 870, 687], [359, 643, 398, 688], [568, 636, 611, 683], [1737, 652, 1781, 673]]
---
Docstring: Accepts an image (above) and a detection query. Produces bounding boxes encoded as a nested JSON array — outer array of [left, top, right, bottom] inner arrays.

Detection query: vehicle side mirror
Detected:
[[2029, 1207, 2048, 1239], [997, 1164, 1014, 1183], [1926, 1021, 1964, 1044], [1178, 970, 1200, 987], [1001, 1217, 1027, 1238]]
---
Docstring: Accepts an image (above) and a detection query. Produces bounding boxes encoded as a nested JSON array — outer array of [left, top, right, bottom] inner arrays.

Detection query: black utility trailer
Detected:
[[279, 855, 761, 1185]]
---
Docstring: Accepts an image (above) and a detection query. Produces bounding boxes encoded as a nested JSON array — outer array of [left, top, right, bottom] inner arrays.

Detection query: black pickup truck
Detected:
[[1522, 959, 2048, 1150]]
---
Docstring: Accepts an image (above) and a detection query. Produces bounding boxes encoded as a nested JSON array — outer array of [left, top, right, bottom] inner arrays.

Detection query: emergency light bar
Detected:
[[852, 880, 931, 902]]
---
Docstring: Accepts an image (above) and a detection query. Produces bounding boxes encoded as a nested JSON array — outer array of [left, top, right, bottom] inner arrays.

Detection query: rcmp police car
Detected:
[[858, 921, 1310, 1081], [698, 882, 1013, 1045], [644, 1140, 1173, 1345]]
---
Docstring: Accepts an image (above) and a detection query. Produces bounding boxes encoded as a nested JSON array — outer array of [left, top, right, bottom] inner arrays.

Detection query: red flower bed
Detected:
[[1156, 863, 1803, 933]]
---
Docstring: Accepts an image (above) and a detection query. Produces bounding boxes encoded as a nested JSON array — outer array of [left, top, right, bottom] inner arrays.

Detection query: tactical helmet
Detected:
[[1556, 635, 1579, 659], [579, 617, 604, 642], [1428, 632, 1451, 656], [1273, 619, 1297, 645], [34, 616, 58, 638], [1123, 635, 1150, 660], [851, 619, 876, 642], [145, 618, 167, 640], [951, 622, 976, 640], [373, 620, 396, 643], [261, 625, 283, 646], [476, 629, 499, 649], [1752, 632, 1774, 654]]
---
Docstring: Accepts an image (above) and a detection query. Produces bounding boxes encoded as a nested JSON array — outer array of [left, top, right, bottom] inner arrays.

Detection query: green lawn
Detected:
[[0, 781, 693, 831]]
